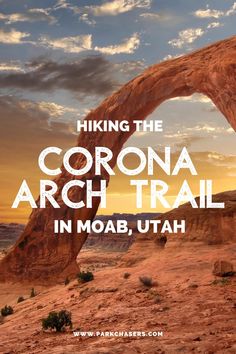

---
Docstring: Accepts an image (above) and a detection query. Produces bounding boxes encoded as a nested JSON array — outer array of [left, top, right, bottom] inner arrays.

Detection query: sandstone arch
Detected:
[[0, 36, 235, 282]]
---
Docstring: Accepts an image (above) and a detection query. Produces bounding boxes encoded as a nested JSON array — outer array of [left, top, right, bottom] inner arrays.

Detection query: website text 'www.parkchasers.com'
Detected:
[[73, 331, 164, 337]]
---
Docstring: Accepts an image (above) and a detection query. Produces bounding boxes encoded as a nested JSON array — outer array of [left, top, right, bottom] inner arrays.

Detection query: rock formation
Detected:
[[152, 190, 236, 245], [213, 259, 235, 276], [0, 36, 235, 282]]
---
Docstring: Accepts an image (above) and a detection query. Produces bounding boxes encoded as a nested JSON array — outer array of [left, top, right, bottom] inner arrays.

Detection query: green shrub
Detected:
[[77, 271, 94, 283], [64, 277, 70, 285], [42, 310, 72, 332], [17, 296, 24, 303], [30, 288, 36, 298], [1, 305, 13, 317]]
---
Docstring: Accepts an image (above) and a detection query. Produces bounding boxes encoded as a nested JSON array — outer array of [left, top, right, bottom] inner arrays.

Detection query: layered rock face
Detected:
[[0, 36, 235, 282], [152, 190, 236, 245]]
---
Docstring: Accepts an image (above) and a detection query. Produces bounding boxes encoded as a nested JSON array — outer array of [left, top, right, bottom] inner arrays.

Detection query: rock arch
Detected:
[[0, 36, 235, 282]]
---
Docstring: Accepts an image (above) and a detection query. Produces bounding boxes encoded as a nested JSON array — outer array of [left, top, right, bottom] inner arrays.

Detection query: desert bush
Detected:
[[139, 276, 154, 287], [188, 283, 198, 289], [148, 289, 161, 303], [1, 305, 13, 317], [42, 310, 72, 332], [30, 288, 36, 298], [64, 277, 70, 285], [17, 296, 24, 303], [211, 278, 230, 286], [123, 272, 131, 279], [77, 271, 94, 283], [153, 295, 162, 304]]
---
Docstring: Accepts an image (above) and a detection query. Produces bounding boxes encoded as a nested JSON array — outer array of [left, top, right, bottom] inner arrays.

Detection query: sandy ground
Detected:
[[0, 242, 235, 354]]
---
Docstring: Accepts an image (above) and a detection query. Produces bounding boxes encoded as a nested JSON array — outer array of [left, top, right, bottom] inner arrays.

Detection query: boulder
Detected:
[[213, 260, 235, 277]]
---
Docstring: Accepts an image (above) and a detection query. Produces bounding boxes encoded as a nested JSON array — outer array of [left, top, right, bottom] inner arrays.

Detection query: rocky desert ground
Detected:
[[0, 238, 235, 353]]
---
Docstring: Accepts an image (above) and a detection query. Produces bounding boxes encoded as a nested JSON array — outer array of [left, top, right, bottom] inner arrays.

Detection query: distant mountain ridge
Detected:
[[0, 223, 25, 249], [0, 213, 161, 251], [95, 213, 161, 222]]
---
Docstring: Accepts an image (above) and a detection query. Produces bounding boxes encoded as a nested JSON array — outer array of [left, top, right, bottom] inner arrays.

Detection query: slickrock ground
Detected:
[[0, 241, 235, 354]]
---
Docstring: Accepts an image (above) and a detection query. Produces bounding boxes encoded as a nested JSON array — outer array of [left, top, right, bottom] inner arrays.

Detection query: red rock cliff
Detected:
[[152, 190, 236, 245]]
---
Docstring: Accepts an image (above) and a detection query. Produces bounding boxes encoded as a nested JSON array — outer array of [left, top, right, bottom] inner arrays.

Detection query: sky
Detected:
[[0, 0, 235, 223]]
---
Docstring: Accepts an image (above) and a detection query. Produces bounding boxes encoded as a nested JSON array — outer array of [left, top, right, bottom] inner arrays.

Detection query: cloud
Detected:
[[52, 0, 80, 14], [40, 32, 140, 55], [207, 22, 223, 29], [0, 56, 146, 96], [40, 34, 92, 53], [0, 95, 72, 136], [37, 101, 77, 117], [0, 8, 56, 24], [163, 123, 234, 151], [207, 152, 236, 171], [194, 8, 224, 19], [169, 6, 231, 50], [0, 61, 23, 72], [194, 3, 236, 18], [227, 127, 235, 134], [139, 12, 161, 20], [0, 94, 76, 222], [170, 93, 229, 113], [94, 33, 140, 55], [186, 124, 234, 134], [208, 152, 225, 161], [163, 131, 206, 147], [162, 53, 183, 61], [170, 94, 212, 104], [226, 2, 236, 16], [114, 59, 146, 76], [168, 28, 204, 48], [53, 0, 71, 10], [79, 13, 96, 26], [139, 11, 173, 22], [175, 135, 205, 149], [86, 0, 151, 16], [0, 56, 118, 96], [0, 28, 30, 44]]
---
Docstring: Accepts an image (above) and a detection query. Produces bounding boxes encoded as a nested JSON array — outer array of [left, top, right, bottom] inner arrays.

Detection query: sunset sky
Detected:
[[0, 0, 235, 223]]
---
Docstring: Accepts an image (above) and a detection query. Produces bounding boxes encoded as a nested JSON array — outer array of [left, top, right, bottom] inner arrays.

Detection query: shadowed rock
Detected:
[[213, 259, 235, 277], [0, 36, 235, 282], [152, 190, 236, 246]]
